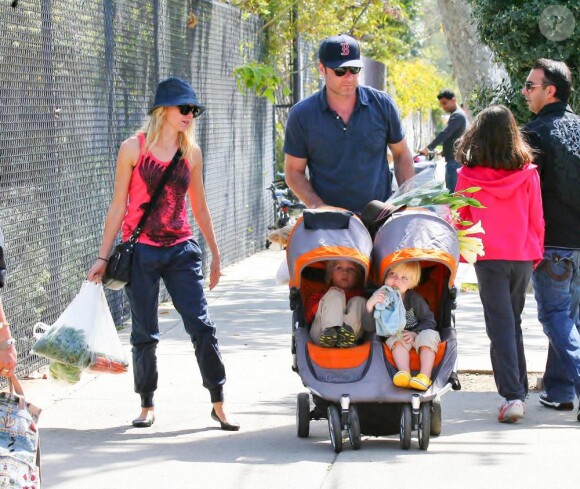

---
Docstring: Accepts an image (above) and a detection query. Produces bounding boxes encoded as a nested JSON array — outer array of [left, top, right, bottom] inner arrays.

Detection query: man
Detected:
[[419, 89, 467, 191], [284, 34, 414, 214], [521, 58, 580, 423]]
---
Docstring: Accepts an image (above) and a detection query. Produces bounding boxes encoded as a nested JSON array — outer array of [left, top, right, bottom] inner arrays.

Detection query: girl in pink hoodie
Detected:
[[455, 105, 544, 424]]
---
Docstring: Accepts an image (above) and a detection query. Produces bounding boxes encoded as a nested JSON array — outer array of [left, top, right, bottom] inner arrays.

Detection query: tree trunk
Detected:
[[436, 0, 507, 111]]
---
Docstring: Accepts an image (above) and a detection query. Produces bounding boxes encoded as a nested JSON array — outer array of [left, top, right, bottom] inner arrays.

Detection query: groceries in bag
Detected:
[[32, 281, 129, 382]]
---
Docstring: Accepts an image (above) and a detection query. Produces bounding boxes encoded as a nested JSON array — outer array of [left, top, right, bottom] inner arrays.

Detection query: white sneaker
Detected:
[[498, 399, 525, 423]]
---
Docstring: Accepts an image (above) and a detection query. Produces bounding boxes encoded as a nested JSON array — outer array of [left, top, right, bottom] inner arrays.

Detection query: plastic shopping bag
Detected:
[[275, 257, 290, 285], [32, 281, 129, 382], [373, 286, 406, 337]]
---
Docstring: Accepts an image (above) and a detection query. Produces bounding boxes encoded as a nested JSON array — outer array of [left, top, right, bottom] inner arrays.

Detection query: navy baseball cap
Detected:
[[318, 34, 363, 69], [149, 77, 205, 116]]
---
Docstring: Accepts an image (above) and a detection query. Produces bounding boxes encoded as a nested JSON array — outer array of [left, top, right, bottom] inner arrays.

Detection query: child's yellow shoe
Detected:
[[409, 373, 432, 391], [393, 370, 411, 388]]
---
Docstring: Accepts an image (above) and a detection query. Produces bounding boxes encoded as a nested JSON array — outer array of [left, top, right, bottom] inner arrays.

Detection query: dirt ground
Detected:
[[459, 372, 543, 392]]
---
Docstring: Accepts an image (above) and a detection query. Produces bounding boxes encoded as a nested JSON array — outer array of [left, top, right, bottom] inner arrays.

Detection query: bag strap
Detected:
[[8, 375, 25, 396], [130, 148, 183, 242]]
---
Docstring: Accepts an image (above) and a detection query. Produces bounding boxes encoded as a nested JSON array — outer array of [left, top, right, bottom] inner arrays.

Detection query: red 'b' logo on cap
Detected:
[[341, 42, 350, 56]]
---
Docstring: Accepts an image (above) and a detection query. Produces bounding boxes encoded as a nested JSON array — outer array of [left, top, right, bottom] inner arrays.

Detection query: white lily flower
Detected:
[[456, 220, 485, 237]]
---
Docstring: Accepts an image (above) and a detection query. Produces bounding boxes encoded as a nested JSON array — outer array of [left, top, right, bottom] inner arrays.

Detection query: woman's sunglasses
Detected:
[[177, 104, 202, 117], [329, 66, 361, 77]]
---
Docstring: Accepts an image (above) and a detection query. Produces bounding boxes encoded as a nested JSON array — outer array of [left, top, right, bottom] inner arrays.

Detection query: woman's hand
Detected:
[[0, 344, 17, 377], [366, 289, 385, 312], [87, 259, 108, 282], [208, 256, 221, 290]]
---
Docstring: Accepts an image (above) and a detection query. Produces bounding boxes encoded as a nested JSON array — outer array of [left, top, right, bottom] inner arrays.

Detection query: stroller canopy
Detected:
[[286, 210, 373, 288], [372, 208, 459, 288]]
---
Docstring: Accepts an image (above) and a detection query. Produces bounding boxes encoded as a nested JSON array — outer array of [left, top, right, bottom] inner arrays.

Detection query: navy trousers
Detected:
[[475, 260, 533, 401], [126, 240, 225, 408]]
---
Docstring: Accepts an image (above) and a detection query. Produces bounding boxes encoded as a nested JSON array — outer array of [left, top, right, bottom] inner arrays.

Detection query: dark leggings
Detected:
[[475, 260, 533, 401]]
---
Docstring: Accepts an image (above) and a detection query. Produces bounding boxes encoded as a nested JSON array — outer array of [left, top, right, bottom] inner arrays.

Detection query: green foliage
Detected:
[[467, 1, 579, 120], [233, 62, 290, 103], [387, 58, 455, 117], [229, 0, 421, 102]]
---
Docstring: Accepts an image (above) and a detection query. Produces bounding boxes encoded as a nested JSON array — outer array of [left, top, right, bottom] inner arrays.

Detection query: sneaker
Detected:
[[318, 327, 339, 348], [393, 370, 411, 388], [498, 399, 525, 423], [539, 393, 574, 411], [336, 325, 356, 348], [409, 373, 432, 391]]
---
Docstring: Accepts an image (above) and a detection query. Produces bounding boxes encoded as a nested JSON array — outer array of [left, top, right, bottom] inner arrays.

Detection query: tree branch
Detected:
[[348, 0, 372, 35]]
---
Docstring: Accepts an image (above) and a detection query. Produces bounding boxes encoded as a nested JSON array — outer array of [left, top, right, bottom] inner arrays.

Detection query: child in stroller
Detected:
[[367, 261, 440, 391], [306, 260, 374, 348], [287, 208, 460, 452]]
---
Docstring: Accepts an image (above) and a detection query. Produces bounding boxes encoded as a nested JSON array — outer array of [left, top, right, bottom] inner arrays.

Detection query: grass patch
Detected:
[[460, 282, 479, 293]]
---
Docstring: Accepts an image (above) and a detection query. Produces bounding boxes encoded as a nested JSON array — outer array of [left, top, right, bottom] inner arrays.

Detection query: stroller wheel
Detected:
[[297, 393, 310, 438], [431, 399, 442, 437], [400, 404, 412, 450], [327, 405, 343, 453], [347, 405, 361, 450], [418, 403, 431, 450]]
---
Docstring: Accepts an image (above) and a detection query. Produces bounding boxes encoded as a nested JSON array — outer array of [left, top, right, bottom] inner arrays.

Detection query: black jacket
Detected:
[[427, 108, 467, 162], [523, 102, 580, 249]]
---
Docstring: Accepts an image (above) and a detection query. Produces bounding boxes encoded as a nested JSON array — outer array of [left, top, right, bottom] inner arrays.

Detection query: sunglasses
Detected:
[[523, 81, 549, 91], [177, 104, 202, 117], [329, 66, 361, 77]]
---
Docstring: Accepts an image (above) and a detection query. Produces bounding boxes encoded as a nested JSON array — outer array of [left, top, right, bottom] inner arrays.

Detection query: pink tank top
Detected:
[[122, 133, 193, 247]]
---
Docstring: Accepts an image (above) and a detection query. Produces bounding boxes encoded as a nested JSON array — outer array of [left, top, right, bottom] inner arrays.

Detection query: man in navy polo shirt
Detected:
[[284, 34, 414, 214]]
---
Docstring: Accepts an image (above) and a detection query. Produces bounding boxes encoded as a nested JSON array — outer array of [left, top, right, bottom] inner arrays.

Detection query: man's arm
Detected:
[[421, 112, 464, 153], [284, 154, 325, 208], [389, 138, 415, 187]]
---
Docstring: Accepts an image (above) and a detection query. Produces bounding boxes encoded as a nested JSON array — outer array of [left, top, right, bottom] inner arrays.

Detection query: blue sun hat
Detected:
[[149, 77, 205, 117]]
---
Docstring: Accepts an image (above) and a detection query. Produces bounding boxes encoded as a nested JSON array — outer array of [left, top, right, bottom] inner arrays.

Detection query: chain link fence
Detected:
[[0, 0, 273, 377]]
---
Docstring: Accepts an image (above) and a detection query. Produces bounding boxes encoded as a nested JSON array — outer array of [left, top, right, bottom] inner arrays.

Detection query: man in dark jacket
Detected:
[[522, 58, 580, 423], [419, 89, 467, 191]]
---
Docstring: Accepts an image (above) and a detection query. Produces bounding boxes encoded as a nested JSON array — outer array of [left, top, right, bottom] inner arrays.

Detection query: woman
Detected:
[[0, 228, 17, 378], [88, 77, 239, 430]]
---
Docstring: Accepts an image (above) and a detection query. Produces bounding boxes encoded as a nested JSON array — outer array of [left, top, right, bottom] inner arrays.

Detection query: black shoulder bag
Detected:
[[103, 149, 183, 290]]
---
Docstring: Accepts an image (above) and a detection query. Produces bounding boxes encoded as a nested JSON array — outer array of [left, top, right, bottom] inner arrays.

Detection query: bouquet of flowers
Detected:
[[386, 169, 486, 264]]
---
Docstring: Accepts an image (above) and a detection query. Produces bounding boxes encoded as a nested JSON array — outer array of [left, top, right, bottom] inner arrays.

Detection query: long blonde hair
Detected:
[[136, 107, 198, 164]]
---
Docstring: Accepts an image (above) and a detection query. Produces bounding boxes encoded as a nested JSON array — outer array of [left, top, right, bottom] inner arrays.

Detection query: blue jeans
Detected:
[[532, 248, 580, 402], [445, 160, 460, 192], [126, 240, 226, 407]]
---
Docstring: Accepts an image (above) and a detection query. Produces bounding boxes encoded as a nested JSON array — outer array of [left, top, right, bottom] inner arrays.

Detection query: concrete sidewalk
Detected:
[[22, 250, 579, 489]]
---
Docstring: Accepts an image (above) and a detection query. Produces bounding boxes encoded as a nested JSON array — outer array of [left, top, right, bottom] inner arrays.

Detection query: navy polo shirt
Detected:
[[284, 85, 405, 213]]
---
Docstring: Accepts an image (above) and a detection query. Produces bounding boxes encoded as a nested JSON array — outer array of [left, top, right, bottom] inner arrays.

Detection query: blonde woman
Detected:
[[88, 78, 239, 431]]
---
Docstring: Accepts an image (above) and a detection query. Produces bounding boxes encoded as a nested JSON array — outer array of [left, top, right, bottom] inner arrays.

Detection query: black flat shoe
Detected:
[[211, 408, 240, 431], [132, 412, 155, 428]]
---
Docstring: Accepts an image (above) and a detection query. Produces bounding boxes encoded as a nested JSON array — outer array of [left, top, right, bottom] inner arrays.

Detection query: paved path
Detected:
[[22, 250, 578, 489]]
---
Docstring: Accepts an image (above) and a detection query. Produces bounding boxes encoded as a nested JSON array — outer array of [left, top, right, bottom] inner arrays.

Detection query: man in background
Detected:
[[419, 89, 467, 191]]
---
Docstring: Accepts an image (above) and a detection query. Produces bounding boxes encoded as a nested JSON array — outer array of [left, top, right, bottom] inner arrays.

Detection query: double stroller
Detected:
[[286, 207, 461, 451]]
